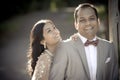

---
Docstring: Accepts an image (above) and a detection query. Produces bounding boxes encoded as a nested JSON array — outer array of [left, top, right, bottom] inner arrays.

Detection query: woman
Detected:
[[27, 19, 62, 80]]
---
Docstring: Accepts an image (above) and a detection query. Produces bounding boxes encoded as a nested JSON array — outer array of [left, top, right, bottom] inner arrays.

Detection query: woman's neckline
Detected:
[[45, 49, 54, 57]]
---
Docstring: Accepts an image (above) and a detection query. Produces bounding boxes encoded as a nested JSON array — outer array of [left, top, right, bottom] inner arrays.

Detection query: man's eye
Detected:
[[79, 19, 86, 22], [89, 17, 96, 21]]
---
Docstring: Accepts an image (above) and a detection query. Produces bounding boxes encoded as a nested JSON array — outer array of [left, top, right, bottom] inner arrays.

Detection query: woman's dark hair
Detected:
[[27, 19, 51, 76], [74, 3, 98, 23]]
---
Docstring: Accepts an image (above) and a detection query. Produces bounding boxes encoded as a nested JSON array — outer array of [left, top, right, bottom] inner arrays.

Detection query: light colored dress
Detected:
[[31, 50, 53, 80]]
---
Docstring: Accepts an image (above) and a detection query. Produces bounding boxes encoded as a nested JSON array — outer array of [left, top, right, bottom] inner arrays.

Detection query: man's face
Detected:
[[75, 7, 99, 39]]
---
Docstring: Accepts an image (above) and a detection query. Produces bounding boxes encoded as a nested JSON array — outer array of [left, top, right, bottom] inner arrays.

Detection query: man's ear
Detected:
[[98, 18, 100, 25], [74, 21, 78, 30]]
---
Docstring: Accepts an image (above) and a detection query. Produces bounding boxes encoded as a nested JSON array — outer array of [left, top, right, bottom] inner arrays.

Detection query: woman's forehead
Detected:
[[44, 22, 54, 29]]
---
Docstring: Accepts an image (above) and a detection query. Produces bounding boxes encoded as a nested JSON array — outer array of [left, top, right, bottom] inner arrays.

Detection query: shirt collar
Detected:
[[77, 33, 97, 44]]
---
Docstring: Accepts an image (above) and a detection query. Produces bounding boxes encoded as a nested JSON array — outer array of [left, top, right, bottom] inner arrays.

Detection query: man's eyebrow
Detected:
[[89, 15, 96, 17], [79, 17, 85, 19]]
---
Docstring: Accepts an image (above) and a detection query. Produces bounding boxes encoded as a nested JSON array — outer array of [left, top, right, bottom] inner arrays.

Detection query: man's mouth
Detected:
[[85, 26, 94, 30]]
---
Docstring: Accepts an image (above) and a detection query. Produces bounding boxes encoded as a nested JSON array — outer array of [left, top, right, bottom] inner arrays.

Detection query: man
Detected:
[[49, 3, 118, 80]]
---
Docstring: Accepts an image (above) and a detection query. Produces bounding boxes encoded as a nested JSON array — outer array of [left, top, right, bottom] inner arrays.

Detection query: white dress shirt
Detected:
[[78, 33, 97, 80]]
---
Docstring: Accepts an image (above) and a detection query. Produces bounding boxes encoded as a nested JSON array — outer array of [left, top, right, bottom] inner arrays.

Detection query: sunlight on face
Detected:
[[76, 7, 99, 39], [43, 22, 61, 46]]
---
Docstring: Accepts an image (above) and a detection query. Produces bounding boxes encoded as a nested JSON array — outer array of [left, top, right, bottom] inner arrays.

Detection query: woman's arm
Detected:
[[32, 54, 51, 80]]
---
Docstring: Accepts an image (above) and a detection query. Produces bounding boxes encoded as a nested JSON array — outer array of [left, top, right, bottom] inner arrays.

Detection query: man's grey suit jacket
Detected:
[[49, 36, 118, 80]]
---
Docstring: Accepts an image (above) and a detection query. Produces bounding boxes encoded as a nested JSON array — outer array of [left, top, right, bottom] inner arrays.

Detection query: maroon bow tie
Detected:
[[84, 39, 99, 46]]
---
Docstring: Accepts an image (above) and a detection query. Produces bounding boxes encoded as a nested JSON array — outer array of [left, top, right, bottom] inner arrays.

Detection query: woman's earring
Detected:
[[44, 42, 46, 49]]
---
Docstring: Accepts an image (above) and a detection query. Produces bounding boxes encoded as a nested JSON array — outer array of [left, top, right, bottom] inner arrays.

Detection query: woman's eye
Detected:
[[47, 29, 51, 33], [53, 27, 56, 29]]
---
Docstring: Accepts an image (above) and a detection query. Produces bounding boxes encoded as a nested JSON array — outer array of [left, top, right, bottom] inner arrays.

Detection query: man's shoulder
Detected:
[[63, 38, 71, 42], [97, 37, 113, 45], [62, 38, 75, 45], [57, 38, 74, 49]]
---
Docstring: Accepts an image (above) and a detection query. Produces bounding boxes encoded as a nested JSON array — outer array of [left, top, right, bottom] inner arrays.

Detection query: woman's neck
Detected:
[[46, 41, 61, 54], [47, 45, 57, 54]]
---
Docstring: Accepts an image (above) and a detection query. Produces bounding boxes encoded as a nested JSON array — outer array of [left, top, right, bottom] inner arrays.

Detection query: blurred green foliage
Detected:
[[96, 5, 107, 20], [0, 20, 19, 37], [0, 0, 107, 38], [117, 44, 120, 66]]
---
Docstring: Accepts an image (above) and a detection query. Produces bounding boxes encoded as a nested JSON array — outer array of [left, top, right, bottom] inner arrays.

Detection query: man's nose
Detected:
[[86, 20, 90, 25]]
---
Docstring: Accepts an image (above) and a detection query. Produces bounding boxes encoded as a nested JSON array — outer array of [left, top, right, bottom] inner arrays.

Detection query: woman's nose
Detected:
[[54, 29, 60, 34]]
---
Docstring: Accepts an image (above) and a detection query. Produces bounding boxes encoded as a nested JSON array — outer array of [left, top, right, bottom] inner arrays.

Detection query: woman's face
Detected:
[[43, 22, 61, 46]]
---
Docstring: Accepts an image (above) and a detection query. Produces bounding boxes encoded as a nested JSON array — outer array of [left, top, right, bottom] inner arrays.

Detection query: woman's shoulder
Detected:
[[32, 52, 51, 80], [37, 52, 51, 62], [35, 52, 52, 72]]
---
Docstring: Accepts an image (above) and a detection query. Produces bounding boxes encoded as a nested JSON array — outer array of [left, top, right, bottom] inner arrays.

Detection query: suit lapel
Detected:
[[74, 37, 90, 79], [73, 36, 105, 79], [96, 38, 104, 80]]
